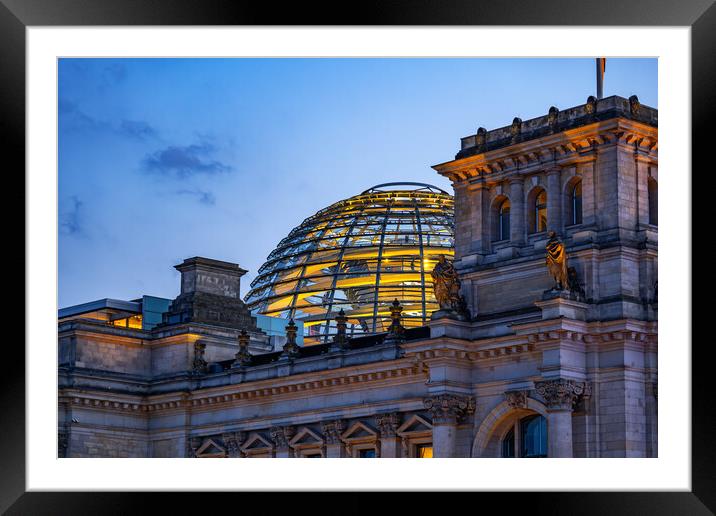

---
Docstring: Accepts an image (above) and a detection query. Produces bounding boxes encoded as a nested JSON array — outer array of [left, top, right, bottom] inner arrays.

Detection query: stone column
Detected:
[[376, 413, 401, 458], [321, 420, 346, 458], [270, 426, 295, 458], [534, 379, 589, 458], [546, 167, 563, 234], [508, 176, 525, 244], [424, 394, 475, 458]]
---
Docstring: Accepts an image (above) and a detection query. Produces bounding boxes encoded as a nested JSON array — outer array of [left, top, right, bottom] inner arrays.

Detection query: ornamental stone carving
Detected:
[[431, 255, 469, 320], [375, 412, 400, 438], [192, 341, 208, 374], [332, 309, 350, 350], [475, 127, 487, 151], [547, 106, 559, 133], [504, 390, 528, 409], [321, 420, 345, 445], [585, 95, 597, 115], [232, 330, 252, 368], [534, 378, 590, 411], [282, 320, 301, 358], [510, 117, 522, 142], [58, 430, 68, 458], [270, 426, 295, 449], [629, 95, 641, 116], [423, 394, 475, 425], [384, 299, 406, 344], [222, 431, 245, 458]]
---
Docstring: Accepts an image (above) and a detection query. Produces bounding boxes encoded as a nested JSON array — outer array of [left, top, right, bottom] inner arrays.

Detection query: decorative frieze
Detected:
[[534, 378, 590, 411], [423, 394, 475, 425]]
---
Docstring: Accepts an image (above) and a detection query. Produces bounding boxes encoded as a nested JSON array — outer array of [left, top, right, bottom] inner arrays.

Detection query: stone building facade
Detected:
[[58, 95, 657, 458]]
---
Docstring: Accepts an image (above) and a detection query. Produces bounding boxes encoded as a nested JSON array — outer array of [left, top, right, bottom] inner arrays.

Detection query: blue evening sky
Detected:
[[58, 58, 657, 308]]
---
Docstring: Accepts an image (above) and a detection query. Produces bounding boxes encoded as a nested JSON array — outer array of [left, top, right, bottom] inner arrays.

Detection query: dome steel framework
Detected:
[[244, 183, 455, 345]]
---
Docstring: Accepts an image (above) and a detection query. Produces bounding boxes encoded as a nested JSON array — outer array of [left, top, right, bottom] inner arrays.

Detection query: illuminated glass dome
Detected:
[[245, 182, 454, 345]]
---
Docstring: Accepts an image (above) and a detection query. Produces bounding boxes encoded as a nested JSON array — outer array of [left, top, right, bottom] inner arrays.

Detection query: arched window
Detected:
[[501, 414, 548, 458], [494, 198, 511, 241], [570, 181, 583, 225], [648, 177, 657, 226], [529, 188, 547, 233]]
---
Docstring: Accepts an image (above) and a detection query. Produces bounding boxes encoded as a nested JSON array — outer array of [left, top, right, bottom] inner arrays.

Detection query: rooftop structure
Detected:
[[244, 183, 455, 345]]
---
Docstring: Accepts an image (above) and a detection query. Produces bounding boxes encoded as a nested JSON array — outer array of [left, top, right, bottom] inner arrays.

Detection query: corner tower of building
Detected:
[[432, 95, 658, 325]]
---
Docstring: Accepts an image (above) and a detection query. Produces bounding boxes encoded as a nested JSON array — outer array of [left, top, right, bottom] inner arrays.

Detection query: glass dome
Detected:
[[244, 182, 454, 345]]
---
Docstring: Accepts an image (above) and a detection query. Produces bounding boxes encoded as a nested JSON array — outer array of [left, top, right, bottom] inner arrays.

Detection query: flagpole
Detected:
[[596, 58, 605, 99]]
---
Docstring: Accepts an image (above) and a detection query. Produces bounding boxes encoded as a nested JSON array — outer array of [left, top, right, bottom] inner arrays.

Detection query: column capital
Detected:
[[533, 378, 591, 411], [423, 394, 475, 425], [504, 389, 529, 409], [321, 419, 345, 445], [375, 412, 401, 438], [270, 425, 295, 450], [222, 431, 246, 458]]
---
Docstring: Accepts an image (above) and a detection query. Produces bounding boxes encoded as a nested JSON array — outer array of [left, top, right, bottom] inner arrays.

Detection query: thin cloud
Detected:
[[59, 196, 85, 235], [141, 142, 232, 178], [119, 120, 158, 141], [176, 189, 217, 206], [58, 99, 107, 133]]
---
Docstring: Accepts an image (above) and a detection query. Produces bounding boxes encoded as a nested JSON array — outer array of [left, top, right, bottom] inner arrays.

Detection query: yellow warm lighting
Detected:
[[245, 183, 454, 344]]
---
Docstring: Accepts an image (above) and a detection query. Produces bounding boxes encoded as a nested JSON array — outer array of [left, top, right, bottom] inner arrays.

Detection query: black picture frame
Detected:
[[3, 0, 710, 513]]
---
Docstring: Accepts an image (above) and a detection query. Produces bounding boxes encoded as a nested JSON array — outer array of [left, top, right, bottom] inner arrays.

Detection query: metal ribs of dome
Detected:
[[244, 183, 455, 346]]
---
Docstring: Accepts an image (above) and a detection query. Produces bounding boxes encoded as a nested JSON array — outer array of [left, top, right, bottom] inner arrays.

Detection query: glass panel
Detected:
[[520, 415, 547, 458], [416, 444, 433, 458], [501, 427, 515, 458], [359, 448, 376, 458]]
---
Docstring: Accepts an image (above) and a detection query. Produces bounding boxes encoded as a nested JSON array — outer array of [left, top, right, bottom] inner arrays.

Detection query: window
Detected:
[[359, 448, 376, 458], [648, 177, 658, 226], [571, 181, 583, 225], [501, 414, 547, 458], [520, 415, 547, 457], [415, 444, 433, 458], [494, 199, 511, 241], [533, 189, 547, 233]]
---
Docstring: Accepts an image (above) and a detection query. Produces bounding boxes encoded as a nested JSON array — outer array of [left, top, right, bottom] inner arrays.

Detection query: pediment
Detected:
[[289, 427, 324, 447], [240, 432, 273, 451], [341, 421, 378, 441], [397, 414, 433, 435], [196, 438, 226, 457]]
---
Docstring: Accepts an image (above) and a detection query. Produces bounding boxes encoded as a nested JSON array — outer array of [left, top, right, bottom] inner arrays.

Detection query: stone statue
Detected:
[[431, 255, 469, 318], [545, 231, 569, 290]]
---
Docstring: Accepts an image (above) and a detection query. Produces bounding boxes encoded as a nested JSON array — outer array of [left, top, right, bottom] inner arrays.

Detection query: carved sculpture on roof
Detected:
[[547, 106, 559, 133], [192, 341, 208, 374], [332, 309, 350, 350], [282, 319, 301, 359], [545, 232, 569, 291], [232, 329, 252, 368], [629, 95, 641, 116], [384, 299, 406, 344], [431, 255, 470, 320], [585, 95, 597, 115], [475, 126, 487, 151]]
